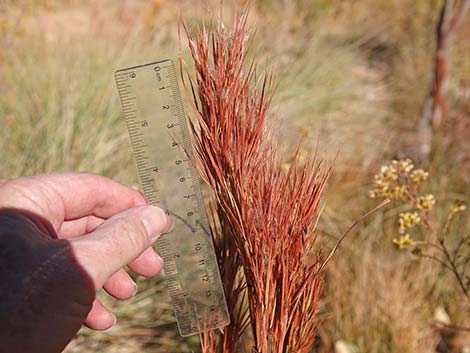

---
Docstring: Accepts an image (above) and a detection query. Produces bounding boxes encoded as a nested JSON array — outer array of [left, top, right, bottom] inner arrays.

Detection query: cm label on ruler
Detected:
[[115, 59, 229, 337]]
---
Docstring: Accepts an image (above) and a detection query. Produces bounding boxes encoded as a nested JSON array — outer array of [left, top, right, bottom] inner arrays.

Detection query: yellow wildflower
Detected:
[[410, 169, 429, 185], [370, 178, 405, 200], [370, 175, 387, 198], [380, 165, 399, 182], [398, 212, 421, 234], [392, 159, 414, 174], [450, 200, 466, 214], [417, 194, 435, 211], [393, 234, 414, 249], [369, 159, 422, 200], [388, 185, 406, 200]]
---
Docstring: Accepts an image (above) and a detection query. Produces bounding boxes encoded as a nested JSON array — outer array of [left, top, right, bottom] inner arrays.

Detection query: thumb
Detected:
[[71, 205, 171, 289]]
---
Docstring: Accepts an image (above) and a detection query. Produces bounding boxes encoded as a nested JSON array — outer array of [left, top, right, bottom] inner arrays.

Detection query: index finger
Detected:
[[0, 173, 147, 231]]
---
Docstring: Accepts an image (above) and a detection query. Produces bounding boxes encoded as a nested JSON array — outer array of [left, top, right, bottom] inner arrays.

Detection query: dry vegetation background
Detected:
[[0, 0, 469, 352]]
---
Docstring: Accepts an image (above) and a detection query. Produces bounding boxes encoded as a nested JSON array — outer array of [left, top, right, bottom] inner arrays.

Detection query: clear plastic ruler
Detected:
[[115, 59, 229, 336]]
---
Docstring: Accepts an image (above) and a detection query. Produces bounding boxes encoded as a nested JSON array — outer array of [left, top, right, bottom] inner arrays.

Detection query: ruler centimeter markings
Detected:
[[115, 59, 229, 337]]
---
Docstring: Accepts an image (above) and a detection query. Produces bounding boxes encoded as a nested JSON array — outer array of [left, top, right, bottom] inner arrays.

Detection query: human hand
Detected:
[[0, 173, 172, 353]]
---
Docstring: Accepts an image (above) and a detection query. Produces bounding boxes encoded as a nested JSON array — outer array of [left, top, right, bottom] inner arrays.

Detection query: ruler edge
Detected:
[[114, 58, 174, 78], [114, 59, 230, 336]]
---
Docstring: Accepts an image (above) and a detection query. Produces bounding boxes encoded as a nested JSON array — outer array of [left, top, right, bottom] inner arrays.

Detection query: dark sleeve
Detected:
[[0, 209, 95, 353]]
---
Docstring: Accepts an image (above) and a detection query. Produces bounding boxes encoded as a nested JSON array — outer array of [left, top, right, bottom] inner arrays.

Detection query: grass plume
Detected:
[[182, 11, 332, 352]]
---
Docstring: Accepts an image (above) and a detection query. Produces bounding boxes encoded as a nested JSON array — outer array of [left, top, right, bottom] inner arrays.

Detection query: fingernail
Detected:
[[140, 206, 168, 239], [155, 253, 164, 266], [137, 190, 148, 203], [131, 280, 138, 297], [163, 214, 174, 235], [104, 314, 117, 332]]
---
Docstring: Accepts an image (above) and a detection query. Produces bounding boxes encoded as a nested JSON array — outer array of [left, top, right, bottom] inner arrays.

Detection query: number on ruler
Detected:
[[154, 66, 162, 81]]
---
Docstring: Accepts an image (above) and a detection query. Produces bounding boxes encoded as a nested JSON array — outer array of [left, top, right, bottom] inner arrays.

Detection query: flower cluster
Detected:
[[410, 169, 429, 184], [417, 194, 435, 212], [398, 212, 421, 234], [370, 158, 468, 252], [370, 158, 470, 303], [447, 199, 467, 225], [369, 159, 433, 249], [369, 159, 433, 201], [393, 234, 414, 249], [450, 199, 466, 214], [392, 158, 414, 173], [369, 159, 421, 200]]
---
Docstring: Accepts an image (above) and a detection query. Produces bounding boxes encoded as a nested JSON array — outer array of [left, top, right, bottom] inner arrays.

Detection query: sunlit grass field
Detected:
[[1, 1, 469, 352]]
